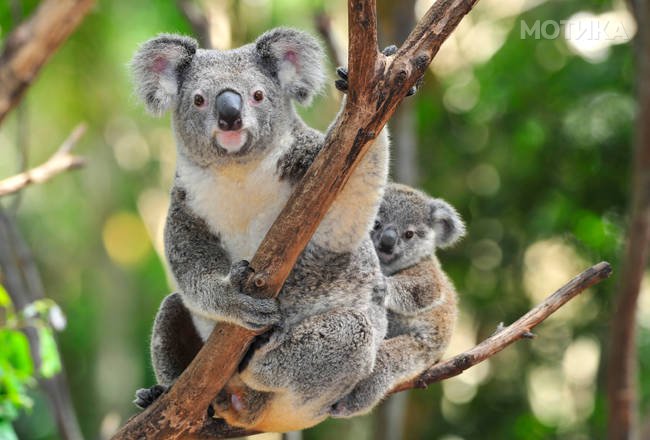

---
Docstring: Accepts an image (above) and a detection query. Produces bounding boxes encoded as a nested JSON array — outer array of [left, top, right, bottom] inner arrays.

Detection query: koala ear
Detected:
[[255, 28, 325, 105], [131, 34, 198, 116], [429, 199, 466, 249]]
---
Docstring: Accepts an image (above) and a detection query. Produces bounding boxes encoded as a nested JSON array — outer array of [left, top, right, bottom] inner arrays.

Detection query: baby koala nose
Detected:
[[216, 90, 243, 131], [379, 228, 398, 253]]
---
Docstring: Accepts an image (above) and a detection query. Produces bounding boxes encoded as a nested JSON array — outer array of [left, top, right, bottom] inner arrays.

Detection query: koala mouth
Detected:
[[215, 130, 250, 155], [376, 250, 397, 265]]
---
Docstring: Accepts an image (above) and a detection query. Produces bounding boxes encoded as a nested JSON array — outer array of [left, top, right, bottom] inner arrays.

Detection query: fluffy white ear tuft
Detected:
[[255, 28, 325, 105], [429, 198, 466, 249], [130, 34, 198, 116]]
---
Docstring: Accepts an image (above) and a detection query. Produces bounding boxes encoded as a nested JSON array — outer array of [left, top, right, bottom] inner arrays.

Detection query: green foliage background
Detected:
[[0, 0, 645, 439]]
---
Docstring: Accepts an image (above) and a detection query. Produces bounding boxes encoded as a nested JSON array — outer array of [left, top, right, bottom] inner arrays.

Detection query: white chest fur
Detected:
[[177, 149, 293, 262]]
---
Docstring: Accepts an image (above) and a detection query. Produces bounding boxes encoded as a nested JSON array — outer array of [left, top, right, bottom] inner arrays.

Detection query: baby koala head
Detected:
[[371, 183, 465, 275], [130, 28, 325, 167]]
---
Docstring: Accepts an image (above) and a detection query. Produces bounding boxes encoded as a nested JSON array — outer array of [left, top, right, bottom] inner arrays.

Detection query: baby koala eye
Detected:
[[404, 230, 414, 240], [373, 221, 382, 230], [193, 93, 206, 107], [253, 90, 264, 102]]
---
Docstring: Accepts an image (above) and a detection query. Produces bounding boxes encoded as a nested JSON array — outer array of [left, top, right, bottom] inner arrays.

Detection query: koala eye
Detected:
[[404, 230, 414, 240], [373, 221, 382, 230], [253, 90, 264, 102], [193, 93, 206, 107]]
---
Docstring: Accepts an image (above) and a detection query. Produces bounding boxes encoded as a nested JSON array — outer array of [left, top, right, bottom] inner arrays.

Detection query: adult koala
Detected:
[[130, 28, 389, 432]]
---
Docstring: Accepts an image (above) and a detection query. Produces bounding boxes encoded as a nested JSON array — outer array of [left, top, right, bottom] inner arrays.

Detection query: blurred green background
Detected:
[[0, 0, 646, 439]]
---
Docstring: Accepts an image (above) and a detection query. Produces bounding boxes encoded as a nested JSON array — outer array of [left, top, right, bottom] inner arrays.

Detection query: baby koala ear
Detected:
[[255, 27, 325, 105], [130, 34, 198, 116], [428, 198, 466, 249]]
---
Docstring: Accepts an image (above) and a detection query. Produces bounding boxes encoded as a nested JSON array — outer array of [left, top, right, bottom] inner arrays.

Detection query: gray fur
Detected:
[[331, 183, 463, 418], [130, 28, 389, 431]]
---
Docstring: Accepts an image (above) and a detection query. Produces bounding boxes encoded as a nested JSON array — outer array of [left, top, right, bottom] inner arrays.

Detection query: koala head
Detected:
[[371, 183, 465, 275], [131, 28, 325, 167]]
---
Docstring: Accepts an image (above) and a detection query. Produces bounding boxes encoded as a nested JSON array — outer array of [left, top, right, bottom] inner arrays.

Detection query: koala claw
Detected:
[[382, 45, 398, 56], [133, 384, 167, 409], [230, 260, 254, 290], [335, 44, 420, 97]]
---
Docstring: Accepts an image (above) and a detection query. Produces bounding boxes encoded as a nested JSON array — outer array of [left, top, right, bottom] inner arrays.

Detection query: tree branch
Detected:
[[0, 124, 86, 197], [0, 0, 94, 124], [176, 0, 213, 49], [154, 261, 613, 439], [0, 209, 84, 440], [391, 262, 612, 392], [607, 1, 650, 437], [109, 1, 483, 438]]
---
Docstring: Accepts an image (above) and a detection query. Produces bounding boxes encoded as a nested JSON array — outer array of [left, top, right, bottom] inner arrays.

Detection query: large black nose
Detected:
[[379, 228, 398, 252], [216, 90, 242, 131]]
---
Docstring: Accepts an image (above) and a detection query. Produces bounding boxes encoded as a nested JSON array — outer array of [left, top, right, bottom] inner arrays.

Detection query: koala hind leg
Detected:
[[135, 292, 204, 409], [241, 309, 378, 403], [330, 334, 437, 418]]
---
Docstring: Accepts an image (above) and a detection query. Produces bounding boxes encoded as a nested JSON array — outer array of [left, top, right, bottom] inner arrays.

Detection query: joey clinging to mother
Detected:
[[130, 28, 391, 431]]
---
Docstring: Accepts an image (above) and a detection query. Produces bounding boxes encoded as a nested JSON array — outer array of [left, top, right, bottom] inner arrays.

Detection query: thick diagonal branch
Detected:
[[111, 1, 478, 438], [0, 0, 94, 124], [0, 124, 86, 197]]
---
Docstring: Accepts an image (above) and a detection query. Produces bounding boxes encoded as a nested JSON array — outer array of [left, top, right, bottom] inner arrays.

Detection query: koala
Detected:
[[130, 28, 390, 432], [330, 182, 465, 417]]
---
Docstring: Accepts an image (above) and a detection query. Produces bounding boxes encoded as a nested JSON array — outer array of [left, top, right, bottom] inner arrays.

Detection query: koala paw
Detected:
[[335, 45, 420, 96], [133, 384, 167, 409], [329, 384, 380, 418], [226, 261, 281, 331], [229, 260, 255, 291]]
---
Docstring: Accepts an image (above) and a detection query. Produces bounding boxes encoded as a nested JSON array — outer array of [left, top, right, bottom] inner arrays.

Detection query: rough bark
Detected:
[[111, 1, 479, 439], [607, 2, 650, 438], [0, 0, 94, 124]]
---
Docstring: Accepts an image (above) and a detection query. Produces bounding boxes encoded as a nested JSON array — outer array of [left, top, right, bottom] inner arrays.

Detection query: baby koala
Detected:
[[331, 182, 465, 417]]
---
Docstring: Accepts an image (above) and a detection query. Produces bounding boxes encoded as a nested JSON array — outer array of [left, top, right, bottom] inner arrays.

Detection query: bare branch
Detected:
[[0, 0, 94, 124], [391, 262, 613, 392], [0, 124, 86, 197]]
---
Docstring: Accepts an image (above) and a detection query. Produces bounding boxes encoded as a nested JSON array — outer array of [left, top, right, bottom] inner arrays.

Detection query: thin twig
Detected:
[[0, 124, 86, 197], [0, 0, 94, 124], [391, 262, 612, 392]]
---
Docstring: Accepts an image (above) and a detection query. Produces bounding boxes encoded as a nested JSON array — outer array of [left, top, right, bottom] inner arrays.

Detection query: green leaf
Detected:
[[0, 420, 18, 440], [37, 328, 61, 378], [0, 286, 10, 308]]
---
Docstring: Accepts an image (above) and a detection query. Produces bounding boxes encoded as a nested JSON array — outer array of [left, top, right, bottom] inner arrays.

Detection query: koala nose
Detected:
[[379, 228, 398, 252], [216, 90, 243, 131]]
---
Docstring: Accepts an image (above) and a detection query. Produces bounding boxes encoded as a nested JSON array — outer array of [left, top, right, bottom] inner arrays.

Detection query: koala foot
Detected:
[[133, 384, 167, 409], [334, 45, 420, 96], [329, 383, 381, 419], [211, 378, 269, 429], [227, 260, 281, 331]]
